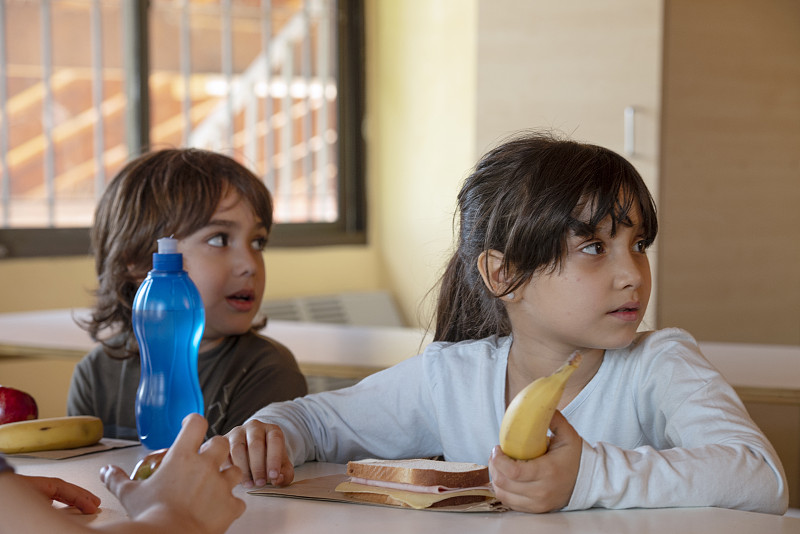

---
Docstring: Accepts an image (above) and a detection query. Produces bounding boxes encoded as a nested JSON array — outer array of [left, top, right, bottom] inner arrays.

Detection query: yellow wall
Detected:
[[367, 0, 477, 327], [0, 0, 478, 330]]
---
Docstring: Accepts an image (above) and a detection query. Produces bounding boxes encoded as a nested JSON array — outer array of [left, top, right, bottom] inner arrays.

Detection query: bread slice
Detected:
[[346, 458, 490, 489], [338, 488, 489, 509]]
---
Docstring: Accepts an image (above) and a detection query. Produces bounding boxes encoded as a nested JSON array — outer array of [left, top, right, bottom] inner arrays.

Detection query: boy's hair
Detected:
[[84, 148, 274, 357], [434, 130, 658, 343]]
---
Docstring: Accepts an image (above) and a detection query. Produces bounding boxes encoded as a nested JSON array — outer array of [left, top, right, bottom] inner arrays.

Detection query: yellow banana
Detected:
[[0, 416, 103, 454], [499, 352, 582, 460]]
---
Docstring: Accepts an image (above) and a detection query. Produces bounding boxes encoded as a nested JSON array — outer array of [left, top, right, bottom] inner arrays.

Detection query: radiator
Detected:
[[260, 290, 404, 327]]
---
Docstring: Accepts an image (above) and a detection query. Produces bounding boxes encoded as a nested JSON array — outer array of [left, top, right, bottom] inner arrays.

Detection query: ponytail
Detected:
[[434, 249, 511, 343]]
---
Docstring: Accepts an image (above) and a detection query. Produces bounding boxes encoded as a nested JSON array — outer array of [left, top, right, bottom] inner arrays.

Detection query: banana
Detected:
[[0, 416, 103, 454], [499, 351, 582, 460]]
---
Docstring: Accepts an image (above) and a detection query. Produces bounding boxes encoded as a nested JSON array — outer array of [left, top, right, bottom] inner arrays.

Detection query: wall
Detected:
[[475, 0, 663, 328], [658, 0, 800, 344], [0, 247, 385, 312], [367, 0, 477, 328]]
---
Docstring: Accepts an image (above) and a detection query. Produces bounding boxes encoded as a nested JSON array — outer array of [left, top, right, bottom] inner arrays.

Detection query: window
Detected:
[[0, 0, 365, 258]]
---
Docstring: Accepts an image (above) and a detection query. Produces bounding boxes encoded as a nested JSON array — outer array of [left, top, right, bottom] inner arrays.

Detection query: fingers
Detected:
[[200, 435, 234, 468], [100, 464, 134, 503], [489, 411, 582, 513], [225, 425, 249, 480], [225, 421, 292, 488], [548, 409, 569, 436], [489, 447, 553, 513], [245, 423, 269, 487], [265, 426, 293, 486], [169, 412, 208, 456], [489, 445, 529, 482], [24, 476, 101, 515]]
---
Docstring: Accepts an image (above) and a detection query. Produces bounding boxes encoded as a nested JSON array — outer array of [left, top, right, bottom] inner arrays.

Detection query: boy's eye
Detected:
[[581, 242, 604, 255], [207, 234, 228, 247], [633, 239, 649, 253], [251, 237, 267, 251]]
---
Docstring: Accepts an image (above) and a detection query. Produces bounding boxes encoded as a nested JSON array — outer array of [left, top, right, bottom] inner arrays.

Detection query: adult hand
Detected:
[[100, 414, 244, 534], [21, 475, 101, 514]]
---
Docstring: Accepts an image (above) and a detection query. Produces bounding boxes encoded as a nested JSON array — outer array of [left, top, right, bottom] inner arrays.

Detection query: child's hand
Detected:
[[100, 413, 245, 534], [225, 420, 294, 488], [489, 410, 582, 513], [21, 474, 101, 514]]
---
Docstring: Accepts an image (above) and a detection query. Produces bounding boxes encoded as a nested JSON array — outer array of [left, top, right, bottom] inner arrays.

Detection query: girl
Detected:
[[68, 148, 307, 440], [224, 131, 788, 514]]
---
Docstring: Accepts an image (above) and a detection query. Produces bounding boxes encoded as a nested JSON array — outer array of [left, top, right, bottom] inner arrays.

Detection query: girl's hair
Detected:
[[434, 131, 658, 343], [84, 148, 274, 358]]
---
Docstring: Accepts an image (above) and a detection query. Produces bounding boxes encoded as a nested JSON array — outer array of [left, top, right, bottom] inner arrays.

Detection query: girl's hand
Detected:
[[225, 420, 294, 488], [21, 475, 101, 514], [489, 410, 582, 513], [100, 413, 245, 534]]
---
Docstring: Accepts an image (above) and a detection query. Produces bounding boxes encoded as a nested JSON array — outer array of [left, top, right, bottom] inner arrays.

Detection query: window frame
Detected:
[[0, 0, 365, 259]]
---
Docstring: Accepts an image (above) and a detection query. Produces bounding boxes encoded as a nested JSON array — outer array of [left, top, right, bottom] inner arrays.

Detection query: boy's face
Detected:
[[178, 189, 267, 351]]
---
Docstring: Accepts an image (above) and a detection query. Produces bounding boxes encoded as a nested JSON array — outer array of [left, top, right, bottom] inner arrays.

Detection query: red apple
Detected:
[[0, 386, 38, 425]]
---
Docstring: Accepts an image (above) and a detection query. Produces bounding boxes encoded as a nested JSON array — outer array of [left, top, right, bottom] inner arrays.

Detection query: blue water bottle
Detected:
[[132, 236, 205, 450]]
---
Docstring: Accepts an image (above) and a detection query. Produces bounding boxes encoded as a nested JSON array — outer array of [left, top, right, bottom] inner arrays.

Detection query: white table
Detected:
[[9, 446, 800, 533]]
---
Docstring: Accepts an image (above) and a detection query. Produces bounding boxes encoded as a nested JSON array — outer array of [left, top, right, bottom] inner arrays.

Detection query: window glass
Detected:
[[0, 0, 362, 256]]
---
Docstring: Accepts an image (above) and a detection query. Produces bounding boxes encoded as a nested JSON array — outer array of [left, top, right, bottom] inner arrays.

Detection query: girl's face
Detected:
[[508, 207, 651, 354], [177, 189, 268, 351]]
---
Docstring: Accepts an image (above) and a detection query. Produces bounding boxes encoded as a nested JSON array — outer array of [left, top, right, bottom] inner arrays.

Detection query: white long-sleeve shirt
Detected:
[[247, 328, 788, 514]]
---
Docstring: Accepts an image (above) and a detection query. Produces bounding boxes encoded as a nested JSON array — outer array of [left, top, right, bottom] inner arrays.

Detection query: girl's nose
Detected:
[[616, 251, 645, 290]]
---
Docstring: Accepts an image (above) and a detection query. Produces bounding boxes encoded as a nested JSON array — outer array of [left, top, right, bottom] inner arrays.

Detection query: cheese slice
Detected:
[[335, 480, 495, 509], [349, 476, 492, 494]]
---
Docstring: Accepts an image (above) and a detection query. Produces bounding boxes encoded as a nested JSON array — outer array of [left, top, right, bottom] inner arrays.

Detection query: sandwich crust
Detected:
[[346, 458, 490, 488], [341, 490, 490, 509]]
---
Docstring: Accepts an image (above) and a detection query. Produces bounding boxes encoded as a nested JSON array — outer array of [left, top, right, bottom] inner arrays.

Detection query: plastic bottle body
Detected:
[[133, 268, 205, 450]]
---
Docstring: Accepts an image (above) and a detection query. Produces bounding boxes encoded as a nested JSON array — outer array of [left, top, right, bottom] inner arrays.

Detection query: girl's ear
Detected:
[[477, 250, 514, 298]]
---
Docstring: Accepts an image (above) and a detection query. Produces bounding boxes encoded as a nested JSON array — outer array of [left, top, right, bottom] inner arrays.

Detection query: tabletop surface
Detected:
[[8, 445, 800, 534]]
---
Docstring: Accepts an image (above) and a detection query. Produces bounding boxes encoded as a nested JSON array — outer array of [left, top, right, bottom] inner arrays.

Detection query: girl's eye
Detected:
[[581, 242, 605, 255], [633, 239, 648, 253], [207, 234, 228, 247], [251, 237, 267, 251]]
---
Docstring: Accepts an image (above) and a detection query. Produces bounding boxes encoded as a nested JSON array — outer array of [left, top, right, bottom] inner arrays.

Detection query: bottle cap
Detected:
[[153, 236, 183, 271], [157, 236, 179, 254]]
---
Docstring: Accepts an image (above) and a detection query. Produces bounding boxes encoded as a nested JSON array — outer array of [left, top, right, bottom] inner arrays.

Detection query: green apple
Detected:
[[130, 448, 168, 480]]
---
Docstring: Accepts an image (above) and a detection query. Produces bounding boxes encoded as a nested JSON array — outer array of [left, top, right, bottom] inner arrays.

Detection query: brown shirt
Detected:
[[67, 331, 308, 439]]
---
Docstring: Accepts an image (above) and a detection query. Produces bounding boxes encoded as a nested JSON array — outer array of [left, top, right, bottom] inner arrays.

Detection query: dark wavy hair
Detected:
[[433, 131, 658, 343], [83, 148, 273, 358]]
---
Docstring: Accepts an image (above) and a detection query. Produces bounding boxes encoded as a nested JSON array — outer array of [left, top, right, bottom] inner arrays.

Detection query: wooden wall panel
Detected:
[[658, 0, 800, 344]]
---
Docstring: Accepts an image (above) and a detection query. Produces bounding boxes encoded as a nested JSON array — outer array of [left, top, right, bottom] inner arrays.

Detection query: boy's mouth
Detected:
[[226, 290, 256, 311]]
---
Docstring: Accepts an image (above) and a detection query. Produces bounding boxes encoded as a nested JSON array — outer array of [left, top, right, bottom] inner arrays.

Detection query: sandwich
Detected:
[[334, 458, 495, 509]]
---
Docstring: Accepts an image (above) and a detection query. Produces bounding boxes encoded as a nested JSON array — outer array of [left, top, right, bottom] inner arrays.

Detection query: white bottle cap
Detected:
[[157, 236, 179, 254]]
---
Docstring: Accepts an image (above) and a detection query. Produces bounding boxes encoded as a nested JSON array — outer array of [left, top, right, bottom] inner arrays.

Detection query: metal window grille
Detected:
[[0, 0, 344, 232]]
